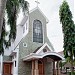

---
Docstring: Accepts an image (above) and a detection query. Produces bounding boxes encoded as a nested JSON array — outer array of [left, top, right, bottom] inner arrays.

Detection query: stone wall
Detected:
[[44, 58, 53, 75]]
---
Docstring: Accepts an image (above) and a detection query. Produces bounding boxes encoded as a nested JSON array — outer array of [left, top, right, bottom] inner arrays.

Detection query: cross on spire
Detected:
[[35, 0, 40, 7]]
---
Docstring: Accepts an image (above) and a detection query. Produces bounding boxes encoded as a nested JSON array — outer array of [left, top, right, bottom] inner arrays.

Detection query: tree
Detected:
[[0, 0, 29, 54], [0, 0, 7, 39], [59, 1, 75, 75]]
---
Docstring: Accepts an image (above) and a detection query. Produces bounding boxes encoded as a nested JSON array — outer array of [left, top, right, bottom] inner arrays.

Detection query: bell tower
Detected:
[[19, 6, 54, 58]]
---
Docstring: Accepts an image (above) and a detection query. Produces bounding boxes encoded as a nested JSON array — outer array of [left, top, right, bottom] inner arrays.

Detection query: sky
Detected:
[[18, 0, 74, 52]]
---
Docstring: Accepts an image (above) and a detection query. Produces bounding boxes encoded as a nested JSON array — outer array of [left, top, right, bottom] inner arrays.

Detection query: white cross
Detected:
[[35, 0, 40, 7]]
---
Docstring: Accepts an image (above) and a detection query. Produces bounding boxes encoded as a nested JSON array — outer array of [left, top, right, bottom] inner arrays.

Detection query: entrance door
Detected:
[[3, 63, 12, 75], [38, 60, 44, 75]]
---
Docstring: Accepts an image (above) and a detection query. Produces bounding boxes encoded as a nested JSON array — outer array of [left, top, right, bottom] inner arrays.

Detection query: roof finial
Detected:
[[35, 0, 40, 7]]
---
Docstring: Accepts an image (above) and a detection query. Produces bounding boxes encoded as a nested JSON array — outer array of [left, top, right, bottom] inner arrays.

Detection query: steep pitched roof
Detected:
[[19, 15, 28, 26], [29, 7, 49, 23]]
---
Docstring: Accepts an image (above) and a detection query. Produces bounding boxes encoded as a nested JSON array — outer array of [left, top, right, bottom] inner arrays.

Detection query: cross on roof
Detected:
[[35, 0, 40, 7]]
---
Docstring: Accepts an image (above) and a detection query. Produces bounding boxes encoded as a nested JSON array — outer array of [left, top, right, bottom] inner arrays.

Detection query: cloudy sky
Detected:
[[18, 0, 74, 52]]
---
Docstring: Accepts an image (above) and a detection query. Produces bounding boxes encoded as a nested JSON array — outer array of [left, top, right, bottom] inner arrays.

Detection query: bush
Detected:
[[68, 72, 75, 75]]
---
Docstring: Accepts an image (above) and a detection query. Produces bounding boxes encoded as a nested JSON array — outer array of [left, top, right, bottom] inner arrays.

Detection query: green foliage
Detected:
[[6, 0, 29, 40], [0, 0, 29, 54], [68, 72, 75, 75], [59, 1, 75, 74], [0, 18, 6, 54], [62, 61, 67, 66], [59, 61, 67, 68], [59, 1, 75, 59]]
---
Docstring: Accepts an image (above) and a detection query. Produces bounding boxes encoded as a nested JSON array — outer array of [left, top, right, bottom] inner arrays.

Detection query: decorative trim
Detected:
[[32, 19, 44, 43], [36, 43, 53, 54], [23, 52, 65, 61], [42, 21, 44, 44]]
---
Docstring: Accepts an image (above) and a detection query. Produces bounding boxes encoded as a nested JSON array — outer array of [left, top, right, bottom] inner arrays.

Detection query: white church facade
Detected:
[[0, 7, 64, 75]]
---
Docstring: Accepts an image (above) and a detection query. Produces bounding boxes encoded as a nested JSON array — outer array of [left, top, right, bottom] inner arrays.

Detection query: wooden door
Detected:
[[38, 60, 44, 75], [3, 63, 12, 75]]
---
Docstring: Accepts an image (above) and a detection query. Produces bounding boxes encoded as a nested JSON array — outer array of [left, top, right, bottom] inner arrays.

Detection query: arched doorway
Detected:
[[38, 60, 44, 75]]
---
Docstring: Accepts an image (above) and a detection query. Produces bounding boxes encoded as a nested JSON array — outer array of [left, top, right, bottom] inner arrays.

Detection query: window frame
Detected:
[[33, 19, 43, 43]]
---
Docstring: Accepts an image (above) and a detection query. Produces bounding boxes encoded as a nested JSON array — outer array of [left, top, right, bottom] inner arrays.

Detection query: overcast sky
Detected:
[[18, 0, 74, 52]]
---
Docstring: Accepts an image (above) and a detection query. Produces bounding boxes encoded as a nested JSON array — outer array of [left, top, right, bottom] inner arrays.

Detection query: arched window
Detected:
[[33, 20, 43, 43]]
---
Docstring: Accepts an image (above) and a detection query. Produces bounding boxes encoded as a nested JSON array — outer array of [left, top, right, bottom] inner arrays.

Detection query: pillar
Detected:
[[34, 60, 39, 75], [32, 60, 35, 75], [53, 61, 56, 75], [57, 61, 60, 75]]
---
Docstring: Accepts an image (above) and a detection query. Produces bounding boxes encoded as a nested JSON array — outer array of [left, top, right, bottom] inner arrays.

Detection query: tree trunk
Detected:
[[70, 59, 73, 75], [0, 0, 7, 39]]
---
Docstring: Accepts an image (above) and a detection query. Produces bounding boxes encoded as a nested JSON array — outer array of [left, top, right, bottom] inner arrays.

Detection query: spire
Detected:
[[35, 0, 40, 7]]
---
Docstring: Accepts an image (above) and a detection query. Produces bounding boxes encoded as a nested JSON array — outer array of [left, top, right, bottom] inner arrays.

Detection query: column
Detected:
[[57, 61, 60, 75], [32, 60, 35, 75], [34, 60, 39, 75], [53, 61, 56, 75]]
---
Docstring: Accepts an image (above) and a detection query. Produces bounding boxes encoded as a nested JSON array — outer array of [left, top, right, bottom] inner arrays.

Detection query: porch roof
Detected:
[[63, 62, 75, 67], [3, 61, 13, 63], [23, 52, 64, 61]]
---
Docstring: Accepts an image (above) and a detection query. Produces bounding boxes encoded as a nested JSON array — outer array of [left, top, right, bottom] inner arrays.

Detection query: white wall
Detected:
[[0, 63, 1, 75], [23, 19, 29, 37], [11, 46, 19, 75], [4, 19, 29, 56], [0, 55, 3, 75]]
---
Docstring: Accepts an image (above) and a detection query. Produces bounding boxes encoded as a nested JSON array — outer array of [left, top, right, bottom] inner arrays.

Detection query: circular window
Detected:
[[23, 43, 27, 47], [43, 49, 47, 52]]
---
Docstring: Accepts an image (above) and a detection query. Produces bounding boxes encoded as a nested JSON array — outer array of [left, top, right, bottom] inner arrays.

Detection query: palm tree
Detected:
[[0, 0, 29, 54]]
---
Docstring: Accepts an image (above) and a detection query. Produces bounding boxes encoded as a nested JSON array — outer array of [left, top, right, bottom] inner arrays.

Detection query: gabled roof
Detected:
[[35, 43, 53, 54], [63, 62, 75, 67], [29, 7, 49, 23], [23, 43, 64, 61], [33, 46, 42, 53]]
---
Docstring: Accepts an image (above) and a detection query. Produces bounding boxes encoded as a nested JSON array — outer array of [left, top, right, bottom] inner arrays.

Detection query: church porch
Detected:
[[23, 52, 64, 75]]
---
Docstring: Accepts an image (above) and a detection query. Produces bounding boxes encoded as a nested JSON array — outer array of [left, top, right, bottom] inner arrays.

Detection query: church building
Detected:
[[0, 4, 64, 75]]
